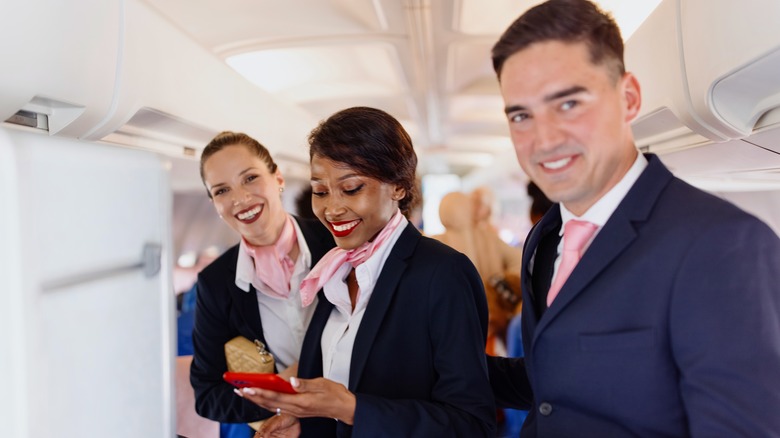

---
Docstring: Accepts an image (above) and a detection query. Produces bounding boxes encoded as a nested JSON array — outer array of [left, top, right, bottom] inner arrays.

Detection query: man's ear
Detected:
[[622, 72, 642, 123]]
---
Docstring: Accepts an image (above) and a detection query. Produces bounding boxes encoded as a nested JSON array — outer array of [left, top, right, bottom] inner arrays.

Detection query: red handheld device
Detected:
[[223, 371, 296, 394]]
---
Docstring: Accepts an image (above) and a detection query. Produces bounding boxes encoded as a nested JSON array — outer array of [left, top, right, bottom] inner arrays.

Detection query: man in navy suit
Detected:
[[487, 0, 780, 436]]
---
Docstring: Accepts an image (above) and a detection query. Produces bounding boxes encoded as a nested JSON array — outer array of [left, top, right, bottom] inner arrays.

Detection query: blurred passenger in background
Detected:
[[471, 186, 522, 280], [430, 191, 479, 264], [496, 181, 552, 437], [527, 181, 553, 226], [484, 272, 523, 357]]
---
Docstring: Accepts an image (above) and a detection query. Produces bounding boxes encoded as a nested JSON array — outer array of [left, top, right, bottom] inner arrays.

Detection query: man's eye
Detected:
[[561, 100, 578, 111], [510, 113, 529, 123]]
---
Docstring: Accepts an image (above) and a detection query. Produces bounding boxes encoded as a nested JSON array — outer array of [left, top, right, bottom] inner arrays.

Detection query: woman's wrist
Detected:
[[337, 391, 357, 425]]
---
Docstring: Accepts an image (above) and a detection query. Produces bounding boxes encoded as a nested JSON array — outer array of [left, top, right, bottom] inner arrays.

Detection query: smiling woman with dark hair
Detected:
[[237, 107, 496, 438]]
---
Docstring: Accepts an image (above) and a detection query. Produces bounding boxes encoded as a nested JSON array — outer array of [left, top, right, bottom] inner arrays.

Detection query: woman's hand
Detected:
[[277, 362, 298, 381], [238, 377, 357, 424], [254, 413, 300, 438]]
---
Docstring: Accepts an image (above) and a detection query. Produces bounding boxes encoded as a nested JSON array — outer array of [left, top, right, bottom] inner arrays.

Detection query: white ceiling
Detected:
[[146, 0, 661, 182]]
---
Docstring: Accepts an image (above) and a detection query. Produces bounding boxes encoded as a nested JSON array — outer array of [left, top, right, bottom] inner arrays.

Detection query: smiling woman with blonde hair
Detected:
[[190, 131, 334, 426]]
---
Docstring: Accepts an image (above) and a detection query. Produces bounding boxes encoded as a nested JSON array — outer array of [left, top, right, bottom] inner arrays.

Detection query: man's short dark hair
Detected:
[[492, 0, 625, 82]]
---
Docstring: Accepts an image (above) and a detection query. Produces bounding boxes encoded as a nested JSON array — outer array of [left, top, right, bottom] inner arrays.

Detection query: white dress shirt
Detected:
[[234, 217, 317, 371], [552, 152, 648, 279]]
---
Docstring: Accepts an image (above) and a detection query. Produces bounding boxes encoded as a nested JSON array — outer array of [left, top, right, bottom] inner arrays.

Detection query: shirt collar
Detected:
[[324, 215, 408, 316], [560, 152, 647, 233]]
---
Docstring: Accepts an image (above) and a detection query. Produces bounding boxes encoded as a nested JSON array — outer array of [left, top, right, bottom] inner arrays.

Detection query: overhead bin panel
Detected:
[[681, 0, 780, 139], [626, 0, 694, 149], [85, 0, 317, 163], [627, 0, 780, 149], [0, 0, 120, 138]]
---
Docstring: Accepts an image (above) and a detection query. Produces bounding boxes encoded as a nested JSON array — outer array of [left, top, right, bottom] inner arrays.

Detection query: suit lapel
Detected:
[[534, 211, 638, 337], [522, 208, 561, 330], [347, 223, 418, 390], [533, 155, 674, 338]]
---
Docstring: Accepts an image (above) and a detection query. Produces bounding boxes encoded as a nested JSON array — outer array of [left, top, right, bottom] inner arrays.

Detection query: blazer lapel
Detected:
[[299, 292, 331, 378], [534, 154, 674, 336], [223, 245, 266, 342], [237, 284, 265, 341], [347, 223, 418, 390]]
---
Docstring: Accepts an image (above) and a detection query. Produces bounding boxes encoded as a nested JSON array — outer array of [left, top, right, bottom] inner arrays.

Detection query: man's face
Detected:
[[499, 40, 641, 216]]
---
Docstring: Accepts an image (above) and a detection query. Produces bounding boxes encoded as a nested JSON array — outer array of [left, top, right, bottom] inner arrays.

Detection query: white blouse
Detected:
[[320, 215, 408, 387], [234, 217, 318, 371]]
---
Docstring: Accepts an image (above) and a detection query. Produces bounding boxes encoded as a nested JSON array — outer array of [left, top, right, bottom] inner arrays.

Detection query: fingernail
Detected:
[[242, 387, 257, 395], [290, 377, 299, 388], [233, 388, 243, 397]]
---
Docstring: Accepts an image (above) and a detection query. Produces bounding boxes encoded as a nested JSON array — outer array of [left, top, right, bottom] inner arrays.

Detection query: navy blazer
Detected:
[[489, 155, 780, 437], [190, 216, 335, 423], [298, 223, 496, 437]]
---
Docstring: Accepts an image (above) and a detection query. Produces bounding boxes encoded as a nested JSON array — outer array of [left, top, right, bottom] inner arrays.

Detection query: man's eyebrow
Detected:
[[504, 85, 588, 115], [544, 85, 587, 102]]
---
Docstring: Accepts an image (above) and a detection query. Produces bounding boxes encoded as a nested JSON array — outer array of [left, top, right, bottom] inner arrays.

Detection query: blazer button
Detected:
[[539, 402, 553, 416]]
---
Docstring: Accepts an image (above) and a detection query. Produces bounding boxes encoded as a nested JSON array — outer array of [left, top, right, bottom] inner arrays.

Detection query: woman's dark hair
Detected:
[[307, 106, 419, 217], [199, 131, 278, 198], [294, 186, 316, 220], [492, 0, 625, 82], [527, 181, 553, 223]]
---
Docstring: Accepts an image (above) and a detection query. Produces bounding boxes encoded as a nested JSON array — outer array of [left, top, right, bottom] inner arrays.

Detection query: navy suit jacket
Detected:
[[298, 223, 496, 437], [190, 216, 335, 422], [489, 155, 780, 437]]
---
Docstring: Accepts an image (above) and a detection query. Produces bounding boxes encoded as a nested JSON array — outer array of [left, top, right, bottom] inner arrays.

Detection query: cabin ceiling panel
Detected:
[[301, 96, 416, 124], [145, 0, 385, 51], [452, 0, 535, 35], [448, 95, 505, 123], [226, 43, 408, 101], [142, 0, 666, 178], [446, 42, 496, 93]]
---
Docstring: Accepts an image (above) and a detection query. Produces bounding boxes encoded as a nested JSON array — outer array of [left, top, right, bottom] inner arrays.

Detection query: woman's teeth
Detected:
[[237, 206, 261, 220], [333, 219, 360, 232]]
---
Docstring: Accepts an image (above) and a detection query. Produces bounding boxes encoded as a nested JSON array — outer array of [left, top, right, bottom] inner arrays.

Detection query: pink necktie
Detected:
[[547, 220, 598, 307], [299, 210, 404, 307]]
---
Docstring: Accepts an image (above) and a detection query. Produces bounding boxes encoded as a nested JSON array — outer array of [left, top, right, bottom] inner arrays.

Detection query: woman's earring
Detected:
[[279, 187, 284, 193]]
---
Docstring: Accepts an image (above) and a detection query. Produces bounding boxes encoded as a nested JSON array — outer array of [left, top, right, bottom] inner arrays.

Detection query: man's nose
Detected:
[[533, 115, 565, 150]]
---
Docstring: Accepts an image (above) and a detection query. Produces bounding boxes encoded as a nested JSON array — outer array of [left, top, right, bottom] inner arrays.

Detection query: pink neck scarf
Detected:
[[300, 210, 404, 307], [243, 215, 296, 299]]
